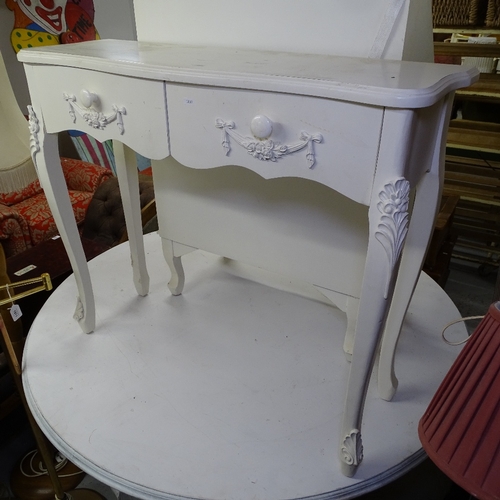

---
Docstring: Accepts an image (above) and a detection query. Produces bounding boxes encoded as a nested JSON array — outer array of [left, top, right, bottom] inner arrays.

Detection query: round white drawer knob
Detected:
[[80, 89, 98, 108], [251, 115, 273, 139]]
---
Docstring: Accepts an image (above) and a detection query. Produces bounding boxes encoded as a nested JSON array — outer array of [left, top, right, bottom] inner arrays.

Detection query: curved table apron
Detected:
[[22, 233, 466, 500]]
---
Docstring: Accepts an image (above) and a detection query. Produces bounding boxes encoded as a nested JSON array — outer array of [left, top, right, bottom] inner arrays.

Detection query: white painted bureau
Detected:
[[18, 1, 477, 479]]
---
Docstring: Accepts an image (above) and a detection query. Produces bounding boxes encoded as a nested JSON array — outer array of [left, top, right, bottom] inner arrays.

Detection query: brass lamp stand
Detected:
[[0, 274, 105, 500]]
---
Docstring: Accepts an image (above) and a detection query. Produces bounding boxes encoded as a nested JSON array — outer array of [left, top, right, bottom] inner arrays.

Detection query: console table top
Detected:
[[18, 39, 478, 108]]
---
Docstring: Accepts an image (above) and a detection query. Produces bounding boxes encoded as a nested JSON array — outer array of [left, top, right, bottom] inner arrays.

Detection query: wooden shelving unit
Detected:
[[431, 36, 500, 272], [433, 27, 500, 35]]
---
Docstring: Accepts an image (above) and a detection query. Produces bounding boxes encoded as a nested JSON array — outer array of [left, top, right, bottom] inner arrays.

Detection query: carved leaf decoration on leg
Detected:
[[341, 429, 364, 466], [375, 178, 410, 299]]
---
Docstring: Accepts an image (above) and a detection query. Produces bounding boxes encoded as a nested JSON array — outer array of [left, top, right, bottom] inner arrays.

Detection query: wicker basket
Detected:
[[433, 0, 488, 26], [486, 0, 500, 26]]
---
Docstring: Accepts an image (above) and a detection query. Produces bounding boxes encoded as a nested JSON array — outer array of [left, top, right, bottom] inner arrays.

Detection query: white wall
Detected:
[[133, 0, 433, 61], [0, 0, 136, 112], [94, 0, 136, 41]]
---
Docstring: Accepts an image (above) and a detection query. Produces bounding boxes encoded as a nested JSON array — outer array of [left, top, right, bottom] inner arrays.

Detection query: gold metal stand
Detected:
[[0, 274, 105, 500]]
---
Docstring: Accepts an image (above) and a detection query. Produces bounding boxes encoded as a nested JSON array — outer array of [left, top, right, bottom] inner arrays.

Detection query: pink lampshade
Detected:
[[419, 302, 500, 500]]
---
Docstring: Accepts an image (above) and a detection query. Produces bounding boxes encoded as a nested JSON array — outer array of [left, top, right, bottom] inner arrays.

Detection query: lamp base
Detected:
[[9, 449, 105, 500]]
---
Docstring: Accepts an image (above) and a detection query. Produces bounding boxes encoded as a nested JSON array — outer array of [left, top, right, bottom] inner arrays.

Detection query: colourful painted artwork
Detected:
[[6, 0, 99, 53]]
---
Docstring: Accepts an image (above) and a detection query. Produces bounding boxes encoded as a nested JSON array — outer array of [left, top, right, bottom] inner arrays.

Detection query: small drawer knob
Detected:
[[80, 89, 98, 108], [251, 115, 273, 140]]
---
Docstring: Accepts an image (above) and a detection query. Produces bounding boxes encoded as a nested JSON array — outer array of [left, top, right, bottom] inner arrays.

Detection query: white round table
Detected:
[[23, 234, 466, 500]]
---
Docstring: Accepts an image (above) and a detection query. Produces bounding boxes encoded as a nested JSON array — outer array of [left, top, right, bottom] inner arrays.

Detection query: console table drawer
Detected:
[[167, 84, 384, 205], [31, 66, 169, 159]]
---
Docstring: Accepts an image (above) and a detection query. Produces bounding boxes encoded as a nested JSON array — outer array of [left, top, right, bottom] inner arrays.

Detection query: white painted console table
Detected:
[[18, 38, 476, 478]]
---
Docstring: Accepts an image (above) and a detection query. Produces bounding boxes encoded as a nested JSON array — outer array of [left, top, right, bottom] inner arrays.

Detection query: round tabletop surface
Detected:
[[23, 234, 466, 500]]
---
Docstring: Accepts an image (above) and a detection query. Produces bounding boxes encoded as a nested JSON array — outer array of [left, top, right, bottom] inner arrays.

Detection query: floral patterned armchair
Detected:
[[0, 50, 113, 257], [0, 157, 113, 257]]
